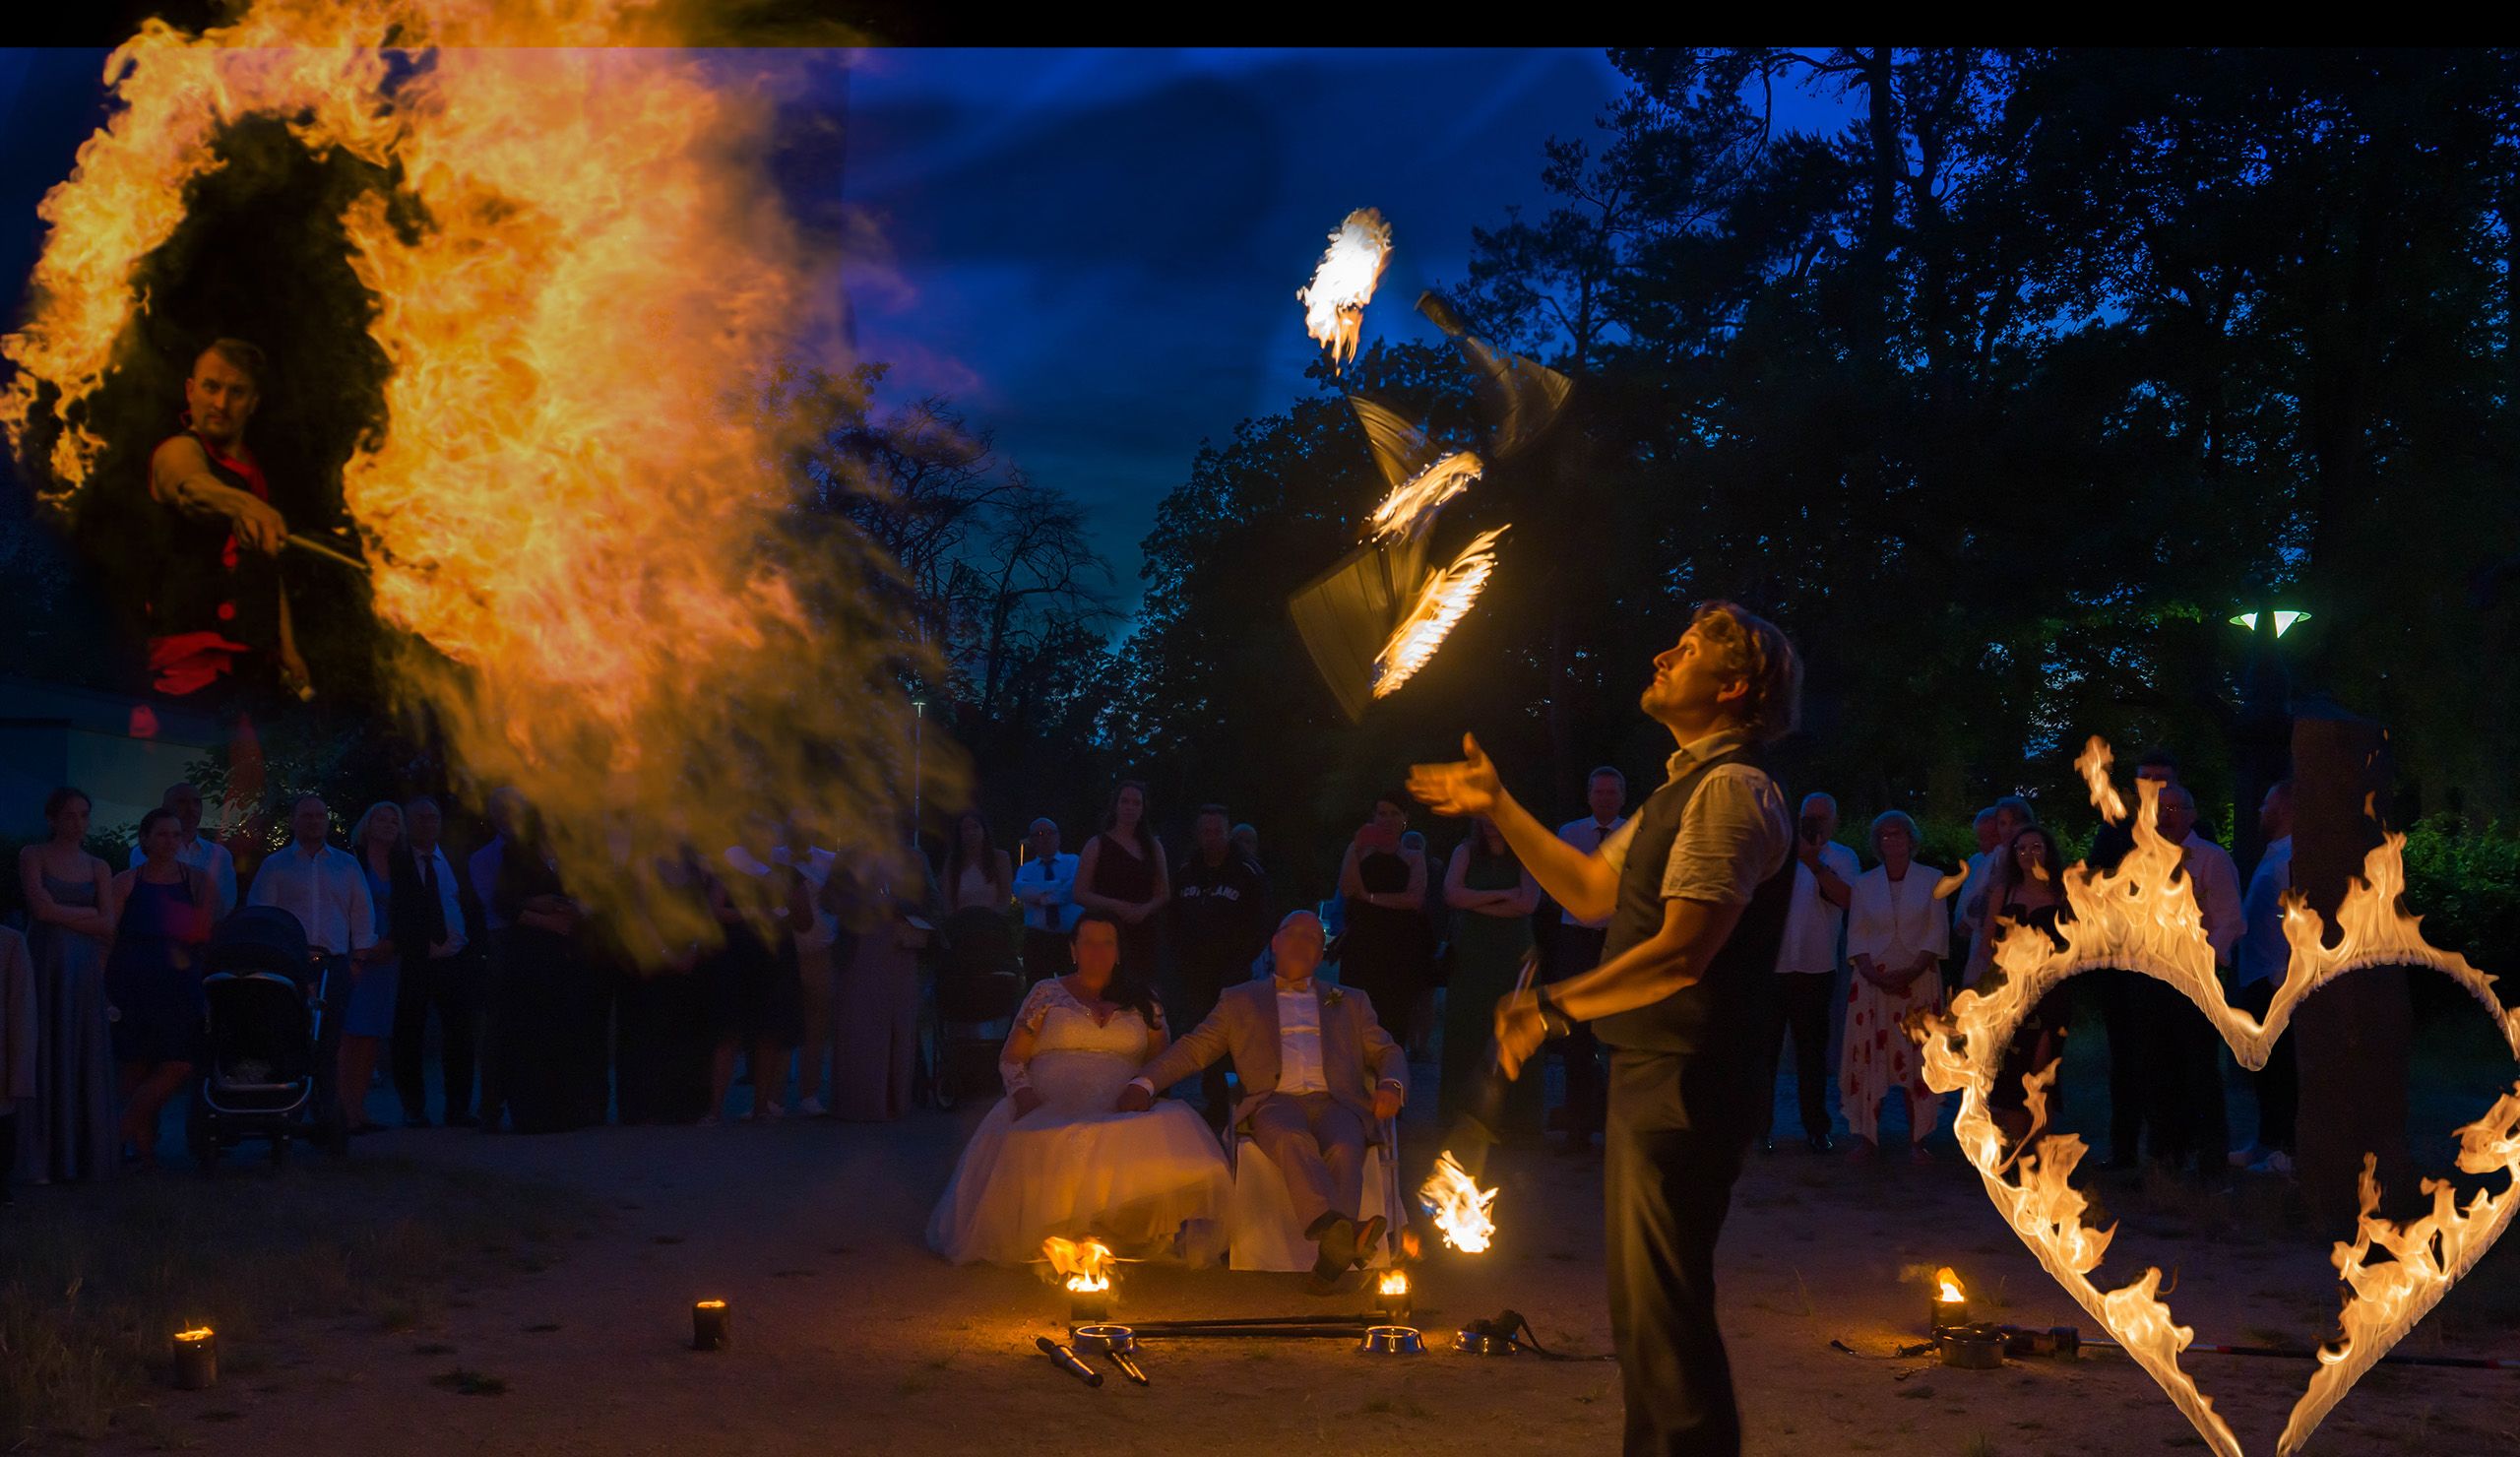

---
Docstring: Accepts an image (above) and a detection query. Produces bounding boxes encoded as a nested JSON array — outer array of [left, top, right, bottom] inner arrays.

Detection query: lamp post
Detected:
[[2227, 600, 2307, 871], [909, 690, 928, 848]]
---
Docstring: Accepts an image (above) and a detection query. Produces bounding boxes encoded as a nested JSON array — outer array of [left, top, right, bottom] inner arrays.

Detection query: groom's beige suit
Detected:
[[1132, 976, 1408, 1231]]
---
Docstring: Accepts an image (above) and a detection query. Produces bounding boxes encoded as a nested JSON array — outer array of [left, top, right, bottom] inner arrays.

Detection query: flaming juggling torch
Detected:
[[1296, 208, 1392, 373], [1041, 1236, 1118, 1322], [1416, 955, 1532, 1253]]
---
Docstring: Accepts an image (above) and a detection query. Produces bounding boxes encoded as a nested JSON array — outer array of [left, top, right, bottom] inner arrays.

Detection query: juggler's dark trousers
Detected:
[[1550, 923, 1609, 1139], [1606, 1048, 1749, 1457]]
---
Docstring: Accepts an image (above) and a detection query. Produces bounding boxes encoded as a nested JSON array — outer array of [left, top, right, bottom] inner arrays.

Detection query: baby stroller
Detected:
[[185, 905, 344, 1170], [927, 907, 1026, 1109]]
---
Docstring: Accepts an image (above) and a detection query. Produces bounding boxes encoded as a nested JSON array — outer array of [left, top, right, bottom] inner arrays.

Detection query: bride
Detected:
[[926, 911, 1230, 1264]]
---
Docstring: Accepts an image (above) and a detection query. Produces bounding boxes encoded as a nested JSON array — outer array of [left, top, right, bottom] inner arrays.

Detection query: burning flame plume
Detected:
[[1912, 736, 2520, 1457], [1296, 207, 1391, 373], [1372, 526, 1506, 700], [1366, 451, 1480, 544], [1377, 1269, 1410, 1297], [1935, 1268, 1964, 1304], [1417, 1151, 1498, 1254], [0, 2, 947, 935], [1040, 1236, 1116, 1295]]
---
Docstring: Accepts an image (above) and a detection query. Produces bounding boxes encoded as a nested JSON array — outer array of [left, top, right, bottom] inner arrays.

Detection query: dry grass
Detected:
[[0, 1154, 593, 1446]]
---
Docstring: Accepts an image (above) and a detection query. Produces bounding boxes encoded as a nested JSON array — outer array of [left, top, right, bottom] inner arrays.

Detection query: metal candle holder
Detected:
[[692, 1299, 731, 1351], [173, 1328, 217, 1390], [1938, 1322, 2005, 1369]]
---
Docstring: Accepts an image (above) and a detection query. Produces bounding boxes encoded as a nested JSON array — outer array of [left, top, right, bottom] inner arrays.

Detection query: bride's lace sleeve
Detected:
[[1001, 980, 1058, 1095]]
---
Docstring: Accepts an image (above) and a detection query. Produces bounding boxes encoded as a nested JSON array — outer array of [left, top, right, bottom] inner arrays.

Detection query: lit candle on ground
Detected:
[[1372, 1269, 1413, 1322], [173, 1327, 217, 1390], [1930, 1267, 1971, 1334], [692, 1299, 731, 1351]]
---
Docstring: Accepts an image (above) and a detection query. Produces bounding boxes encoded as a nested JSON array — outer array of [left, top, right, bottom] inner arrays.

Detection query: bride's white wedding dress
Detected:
[[925, 978, 1231, 1265]]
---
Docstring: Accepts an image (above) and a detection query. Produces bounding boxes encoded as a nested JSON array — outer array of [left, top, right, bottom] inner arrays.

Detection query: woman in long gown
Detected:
[[1335, 792, 1430, 1050], [1439, 817, 1542, 1135], [1967, 825, 2075, 1143], [832, 848, 930, 1122], [17, 788, 118, 1183], [1842, 811, 1950, 1163], [344, 802, 408, 1134], [927, 912, 1228, 1265], [1073, 782, 1167, 986], [106, 807, 213, 1166]]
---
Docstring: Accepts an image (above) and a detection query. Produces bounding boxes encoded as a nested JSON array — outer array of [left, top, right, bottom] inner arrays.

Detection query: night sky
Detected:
[[0, 47, 1846, 602]]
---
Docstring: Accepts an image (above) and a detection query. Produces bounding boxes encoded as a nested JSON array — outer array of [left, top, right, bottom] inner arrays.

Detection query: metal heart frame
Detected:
[[1911, 738, 2520, 1457]]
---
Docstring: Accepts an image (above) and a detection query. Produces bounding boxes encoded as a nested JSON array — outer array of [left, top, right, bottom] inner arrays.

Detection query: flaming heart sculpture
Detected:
[[1911, 736, 2520, 1456]]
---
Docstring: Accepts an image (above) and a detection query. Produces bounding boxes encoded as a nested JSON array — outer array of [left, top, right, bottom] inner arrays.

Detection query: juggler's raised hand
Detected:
[[1409, 732, 1502, 818]]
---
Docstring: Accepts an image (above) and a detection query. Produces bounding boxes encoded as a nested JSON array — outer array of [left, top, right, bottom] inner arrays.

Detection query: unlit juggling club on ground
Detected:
[[1036, 1336, 1102, 1388]]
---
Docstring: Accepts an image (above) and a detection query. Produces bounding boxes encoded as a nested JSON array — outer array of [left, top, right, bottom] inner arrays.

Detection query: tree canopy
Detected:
[[1105, 47, 2520, 899]]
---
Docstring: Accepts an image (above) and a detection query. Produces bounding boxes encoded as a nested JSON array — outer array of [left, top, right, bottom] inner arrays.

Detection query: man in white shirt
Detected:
[[2147, 783, 2243, 1178], [1952, 806, 1998, 940], [1547, 766, 1628, 1150], [2228, 782, 2296, 1173], [1012, 817, 1082, 983], [1762, 792, 1856, 1154], [389, 796, 474, 1126], [129, 781, 237, 919], [249, 794, 377, 1125], [248, 794, 377, 964], [1121, 911, 1408, 1289]]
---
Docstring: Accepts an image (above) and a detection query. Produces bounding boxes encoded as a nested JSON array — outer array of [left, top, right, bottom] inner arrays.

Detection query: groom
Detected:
[[1119, 910, 1407, 1288]]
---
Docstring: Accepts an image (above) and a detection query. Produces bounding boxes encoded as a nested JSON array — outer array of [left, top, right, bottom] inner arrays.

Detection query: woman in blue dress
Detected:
[[15, 788, 118, 1182], [107, 806, 214, 1168], [344, 802, 408, 1135]]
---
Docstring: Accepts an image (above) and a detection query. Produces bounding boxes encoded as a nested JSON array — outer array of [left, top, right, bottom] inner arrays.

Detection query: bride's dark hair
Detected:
[[1071, 909, 1162, 1030]]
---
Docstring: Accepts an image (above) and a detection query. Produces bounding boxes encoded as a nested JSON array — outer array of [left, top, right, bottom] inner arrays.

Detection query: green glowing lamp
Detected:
[[2229, 609, 2309, 638]]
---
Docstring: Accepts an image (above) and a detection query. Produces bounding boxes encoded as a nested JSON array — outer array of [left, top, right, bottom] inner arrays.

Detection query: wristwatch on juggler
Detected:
[[1535, 984, 1574, 1039]]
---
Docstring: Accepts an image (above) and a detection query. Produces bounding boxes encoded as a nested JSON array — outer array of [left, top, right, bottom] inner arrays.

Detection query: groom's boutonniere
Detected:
[[1321, 985, 1345, 1009]]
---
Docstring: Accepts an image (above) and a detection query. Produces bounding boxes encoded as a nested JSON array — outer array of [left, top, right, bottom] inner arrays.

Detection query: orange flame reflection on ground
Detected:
[[1417, 1151, 1498, 1254], [4, 3, 944, 937], [1040, 1236, 1116, 1295], [1372, 526, 1505, 700], [1913, 735, 2520, 1457], [1295, 207, 1391, 373]]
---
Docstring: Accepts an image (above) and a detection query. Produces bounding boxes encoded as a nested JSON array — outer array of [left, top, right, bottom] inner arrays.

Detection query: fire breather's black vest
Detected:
[[1591, 743, 1799, 1074]]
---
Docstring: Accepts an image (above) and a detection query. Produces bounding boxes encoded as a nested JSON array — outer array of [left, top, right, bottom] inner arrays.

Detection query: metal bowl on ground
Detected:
[[1068, 1324, 1136, 1356], [1357, 1325, 1424, 1356], [1453, 1327, 1515, 1357], [1938, 1322, 2005, 1369]]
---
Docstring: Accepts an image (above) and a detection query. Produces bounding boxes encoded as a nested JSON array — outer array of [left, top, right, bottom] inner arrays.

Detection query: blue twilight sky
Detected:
[[0, 47, 1852, 602], [832, 47, 1640, 596]]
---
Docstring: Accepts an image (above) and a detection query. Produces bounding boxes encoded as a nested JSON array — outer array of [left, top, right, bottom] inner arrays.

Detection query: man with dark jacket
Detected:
[[1168, 804, 1271, 1129], [389, 796, 479, 1126]]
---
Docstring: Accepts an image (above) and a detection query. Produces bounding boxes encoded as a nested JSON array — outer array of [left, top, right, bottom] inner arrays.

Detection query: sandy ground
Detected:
[[97, 1036, 2520, 1457]]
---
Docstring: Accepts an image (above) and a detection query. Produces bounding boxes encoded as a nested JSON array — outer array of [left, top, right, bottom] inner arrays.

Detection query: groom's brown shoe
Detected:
[[1307, 1216, 1358, 1291], [1351, 1215, 1387, 1269]]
